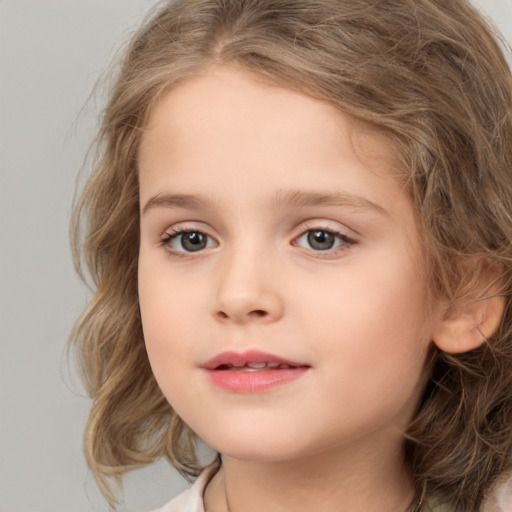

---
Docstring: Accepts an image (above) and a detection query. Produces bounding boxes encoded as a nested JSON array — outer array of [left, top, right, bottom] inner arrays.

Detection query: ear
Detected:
[[432, 284, 505, 354]]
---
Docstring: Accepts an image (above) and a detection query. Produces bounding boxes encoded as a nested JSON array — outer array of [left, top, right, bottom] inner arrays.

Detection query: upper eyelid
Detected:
[[293, 228, 356, 247], [296, 228, 353, 241], [160, 220, 356, 240], [162, 227, 217, 242], [294, 219, 357, 238], [162, 222, 216, 238], [297, 225, 346, 236]]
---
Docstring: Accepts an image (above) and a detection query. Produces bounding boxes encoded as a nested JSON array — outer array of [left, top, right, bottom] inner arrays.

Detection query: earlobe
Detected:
[[432, 293, 505, 354]]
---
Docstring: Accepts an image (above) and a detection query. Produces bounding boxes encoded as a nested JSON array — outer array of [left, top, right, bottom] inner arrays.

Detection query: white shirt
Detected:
[[153, 466, 217, 512], [153, 467, 512, 512]]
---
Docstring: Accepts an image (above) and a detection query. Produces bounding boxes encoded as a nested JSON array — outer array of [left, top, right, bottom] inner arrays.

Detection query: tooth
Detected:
[[267, 362, 280, 368], [246, 362, 267, 369], [278, 364, 292, 369], [231, 362, 245, 367]]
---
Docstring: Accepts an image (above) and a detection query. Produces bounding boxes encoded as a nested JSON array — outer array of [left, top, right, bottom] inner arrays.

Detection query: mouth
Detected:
[[201, 350, 308, 371], [215, 362, 298, 371], [201, 350, 310, 393]]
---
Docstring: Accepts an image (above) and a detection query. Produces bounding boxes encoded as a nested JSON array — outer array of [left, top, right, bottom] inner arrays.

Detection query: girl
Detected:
[[71, 1, 512, 511]]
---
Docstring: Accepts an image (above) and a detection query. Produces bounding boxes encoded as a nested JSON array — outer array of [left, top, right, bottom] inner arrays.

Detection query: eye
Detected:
[[295, 229, 354, 252], [162, 230, 216, 253]]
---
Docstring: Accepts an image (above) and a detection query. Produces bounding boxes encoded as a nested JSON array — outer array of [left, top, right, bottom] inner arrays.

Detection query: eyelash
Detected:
[[160, 228, 216, 258], [293, 226, 356, 256], [160, 225, 357, 257]]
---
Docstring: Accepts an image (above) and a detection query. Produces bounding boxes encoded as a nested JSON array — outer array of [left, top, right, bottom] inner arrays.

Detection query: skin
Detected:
[[138, 66, 445, 512]]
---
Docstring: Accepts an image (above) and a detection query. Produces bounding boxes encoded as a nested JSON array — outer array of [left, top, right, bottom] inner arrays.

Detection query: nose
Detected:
[[213, 246, 284, 324]]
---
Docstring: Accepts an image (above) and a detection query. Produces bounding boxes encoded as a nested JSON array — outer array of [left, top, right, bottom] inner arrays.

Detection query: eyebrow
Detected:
[[141, 189, 388, 217], [273, 189, 389, 216], [142, 193, 217, 214]]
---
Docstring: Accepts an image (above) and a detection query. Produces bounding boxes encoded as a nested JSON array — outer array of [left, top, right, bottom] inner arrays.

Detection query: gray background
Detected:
[[1, 1, 511, 511]]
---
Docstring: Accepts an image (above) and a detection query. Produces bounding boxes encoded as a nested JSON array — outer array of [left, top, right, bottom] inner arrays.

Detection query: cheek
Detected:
[[301, 246, 432, 395], [138, 263, 216, 433], [138, 262, 197, 375]]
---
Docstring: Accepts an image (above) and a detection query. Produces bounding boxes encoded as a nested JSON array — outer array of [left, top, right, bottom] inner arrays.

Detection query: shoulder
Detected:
[[431, 472, 512, 512], [481, 472, 512, 512], [152, 466, 218, 512]]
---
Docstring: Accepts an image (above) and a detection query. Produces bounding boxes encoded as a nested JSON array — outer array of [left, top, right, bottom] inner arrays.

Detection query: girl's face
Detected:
[[138, 67, 442, 462]]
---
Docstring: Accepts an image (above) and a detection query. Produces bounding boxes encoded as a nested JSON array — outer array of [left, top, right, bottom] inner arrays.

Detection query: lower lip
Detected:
[[205, 367, 309, 393]]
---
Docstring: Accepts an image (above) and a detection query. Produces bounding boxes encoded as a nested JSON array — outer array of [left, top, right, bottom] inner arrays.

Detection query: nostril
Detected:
[[216, 309, 268, 320], [250, 309, 268, 318]]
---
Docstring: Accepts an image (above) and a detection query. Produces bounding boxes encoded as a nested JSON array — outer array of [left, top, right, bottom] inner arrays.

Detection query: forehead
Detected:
[[140, 66, 396, 173], [139, 66, 407, 219]]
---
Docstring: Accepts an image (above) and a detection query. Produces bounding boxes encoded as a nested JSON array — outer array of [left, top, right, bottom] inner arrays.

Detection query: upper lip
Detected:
[[201, 350, 309, 370]]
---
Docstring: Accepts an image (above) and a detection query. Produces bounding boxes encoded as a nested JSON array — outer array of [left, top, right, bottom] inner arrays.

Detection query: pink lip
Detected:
[[201, 350, 310, 393]]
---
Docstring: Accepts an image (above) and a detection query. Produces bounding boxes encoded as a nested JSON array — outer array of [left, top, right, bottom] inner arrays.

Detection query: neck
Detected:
[[204, 433, 416, 512]]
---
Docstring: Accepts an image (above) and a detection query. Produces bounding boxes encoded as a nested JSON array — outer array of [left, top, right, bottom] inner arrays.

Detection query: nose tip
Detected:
[[213, 259, 284, 324]]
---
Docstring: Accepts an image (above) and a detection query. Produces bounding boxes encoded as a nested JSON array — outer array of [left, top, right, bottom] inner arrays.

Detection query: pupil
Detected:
[[308, 230, 335, 250], [182, 232, 206, 252]]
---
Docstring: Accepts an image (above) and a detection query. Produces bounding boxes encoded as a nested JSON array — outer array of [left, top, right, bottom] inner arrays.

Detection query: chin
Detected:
[[196, 423, 321, 464]]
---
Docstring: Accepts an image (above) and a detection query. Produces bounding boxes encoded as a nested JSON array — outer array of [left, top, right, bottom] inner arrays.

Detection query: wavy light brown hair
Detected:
[[71, 0, 512, 509]]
